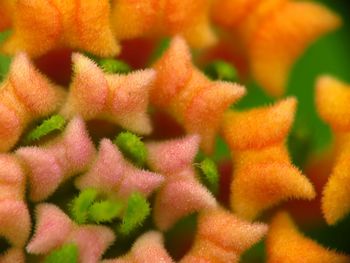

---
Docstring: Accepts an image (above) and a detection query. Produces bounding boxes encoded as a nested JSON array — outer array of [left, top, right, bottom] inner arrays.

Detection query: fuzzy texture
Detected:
[[1, 0, 119, 57], [181, 207, 268, 263], [0, 53, 66, 152], [316, 76, 350, 224], [111, 0, 215, 49], [27, 204, 115, 263], [266, 212, 350, 263], [146, 136, 217, 230], [0, 248, 25, 263], [222, 98, 316, 220], [212, 0, 341, 96], [103, 231, 174, 263], [152, 37, 246, 153], [76, 139, 164, 200], [16, 117, 95, 202], [61, 53, 155, 135]]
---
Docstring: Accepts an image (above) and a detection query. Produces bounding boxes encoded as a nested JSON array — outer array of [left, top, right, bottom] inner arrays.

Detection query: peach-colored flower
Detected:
[[16, 117, 95, 202], [146, 135, 217, 230], [316, 75, 350, 224], [222, 98, 315, 220], [1, 0, 119, 58], [111, 0, 215, 49], [0, 53, 66, 152], [103, 231, 174, 263], [211, 0, 341, 96], [75, 138, 164, 200], [27, 203, 115, 263], [61, 53, 155, 135], [266, 211, 350, 263], [181, 207, 268, 263], [152, 37, 245, 153]]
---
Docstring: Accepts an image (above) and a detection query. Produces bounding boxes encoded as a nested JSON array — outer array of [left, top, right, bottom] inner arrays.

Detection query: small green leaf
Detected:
[[99, 58, 131, 74], [113, 131, 147, 167], [119, 192, 150, 235], [198, 158, 219, 195], [44, 243, 78, 263], [204, 60, 238, 82], [26, 115, 66, 143], [88, 200, 123, 224], [70, 189, 98, 224]]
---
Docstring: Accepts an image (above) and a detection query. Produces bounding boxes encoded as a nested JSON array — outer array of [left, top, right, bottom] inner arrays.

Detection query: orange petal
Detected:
[[267, 211, 350, 263], [249, 2, 341, 96], [0, 0, 14, 31], [181, 207, 267, 263]]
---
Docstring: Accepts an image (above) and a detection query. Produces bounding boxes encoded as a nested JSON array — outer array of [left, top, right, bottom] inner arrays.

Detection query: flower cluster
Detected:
[[0, 1, 349, 263]]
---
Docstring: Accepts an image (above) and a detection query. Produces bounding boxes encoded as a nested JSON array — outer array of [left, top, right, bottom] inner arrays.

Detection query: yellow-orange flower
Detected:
[[212, 0, 341, 96], [222, 98, 315, 220], [267, 211, 350, 263], [316, 75, 350, 225], [110, 0, 216, 49], [1, 0, 119, 58], [152, 37, 245, 153]]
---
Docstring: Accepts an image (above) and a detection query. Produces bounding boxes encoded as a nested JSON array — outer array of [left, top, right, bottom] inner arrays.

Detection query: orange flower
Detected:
[[212, 0, 341, 96], [110, 0, 216, 49], [316, 76, 350, 224], [222, 98, 315, 220], [180, 207, 268, 263], [267, 211, 350, 263], [1, 0, 119, 58], [152, 37, 245, 153], [0, 0, 14, 31], [0, 53, 65, 152]]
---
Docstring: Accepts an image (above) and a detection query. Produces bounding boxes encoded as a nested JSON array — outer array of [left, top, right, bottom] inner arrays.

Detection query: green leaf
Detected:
[[26, 115, 66, 143], [88, 200, 123, 224], [198, 158, 219, 195], [119, 192, 150, 235], [99, 58, 131, 74], [70, 189, 98, 224], [113, 131, 147, 167], [44, 243, 78, 263], [204, 60, 238, 82]]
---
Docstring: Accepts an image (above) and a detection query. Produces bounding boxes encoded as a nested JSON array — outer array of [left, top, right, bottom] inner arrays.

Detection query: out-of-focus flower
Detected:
[[180, 207, 268, 263], [16, 117, 95, 202], [0, 154, 31, 263], [222, 98, 315, 220], [316, 76, 350, 225], [211, 0, 341, 96], [0, 0, 13, 31], [61, 53, 155, 135], [27, 203, 115, 263], [266, 211, 350, 263], [102, 231, 174, 263], [1, 0, 119, 58], [0, 53, 65, 152], [151, 37, 245, 153], [146, 135, 217, 231], [75, 138, 164, 200], [110, 0, 216, 49]]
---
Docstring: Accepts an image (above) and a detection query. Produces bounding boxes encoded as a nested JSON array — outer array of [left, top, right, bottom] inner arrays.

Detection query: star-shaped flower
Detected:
[[27, 203, 115, 263], [61, 53, 155, 135], [151, 37, 245, 153], [267, 211, 350, 263], [0, 155, 31, 263], [16, 117, 96, 202], [222, 98, 315, 220], [0, 53, 66, 152], [181, 207, 268, 263], [212, 0, 341, 96], [111, 0, 215, 49], [1, 0, 119, 57], [75, 139, 164, 200], [316, 76, 350, 224], [102, 231, 174, 263], [146, 135, 217, 231]]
